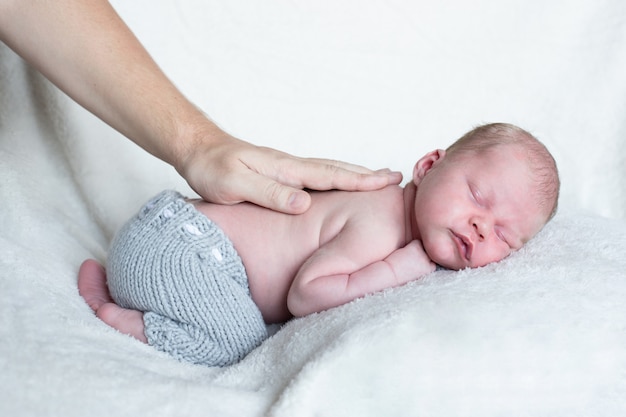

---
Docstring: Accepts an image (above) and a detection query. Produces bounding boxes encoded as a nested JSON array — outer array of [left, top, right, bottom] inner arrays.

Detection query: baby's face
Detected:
[[412, 145, 547, 270]]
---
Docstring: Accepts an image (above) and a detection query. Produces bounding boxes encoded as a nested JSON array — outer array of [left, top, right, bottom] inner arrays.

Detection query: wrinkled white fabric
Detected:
[[1, 1, 625, 416]]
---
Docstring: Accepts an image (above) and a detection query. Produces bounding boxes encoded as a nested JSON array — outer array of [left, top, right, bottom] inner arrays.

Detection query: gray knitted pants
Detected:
[[106, 190, 268, 367]]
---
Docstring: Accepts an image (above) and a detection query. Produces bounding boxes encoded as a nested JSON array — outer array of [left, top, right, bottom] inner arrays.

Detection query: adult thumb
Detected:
[[240, 173, 312, 214]]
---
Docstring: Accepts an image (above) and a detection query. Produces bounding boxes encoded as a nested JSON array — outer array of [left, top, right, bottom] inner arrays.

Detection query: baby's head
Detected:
[[411, 123, 559, 270], [446, 123, 560, 221]]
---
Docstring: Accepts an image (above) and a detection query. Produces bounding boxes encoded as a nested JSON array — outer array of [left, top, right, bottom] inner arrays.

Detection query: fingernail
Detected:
[[288, 192, 309, 212], [377, 169, 402, 176]]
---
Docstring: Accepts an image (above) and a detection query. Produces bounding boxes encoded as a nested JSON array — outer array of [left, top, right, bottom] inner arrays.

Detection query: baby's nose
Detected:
[[471, 216, 493, 241]]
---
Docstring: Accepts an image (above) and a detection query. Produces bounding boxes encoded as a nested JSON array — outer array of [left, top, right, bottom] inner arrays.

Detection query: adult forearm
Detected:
[[0, 0, 211, 168], [1, 0, 403, 213]]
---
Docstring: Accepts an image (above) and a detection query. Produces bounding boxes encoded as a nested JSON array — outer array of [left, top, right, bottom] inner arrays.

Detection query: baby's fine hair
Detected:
[[446, 123, 560, 220]]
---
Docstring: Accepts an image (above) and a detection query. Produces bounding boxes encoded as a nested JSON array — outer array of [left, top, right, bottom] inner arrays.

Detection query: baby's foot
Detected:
[[78, 259, 113, 312], [78, 259, 147, 343], [96, 303, 148, 343]]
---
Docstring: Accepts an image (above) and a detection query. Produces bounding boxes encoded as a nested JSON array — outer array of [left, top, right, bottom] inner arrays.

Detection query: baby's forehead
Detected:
[[452, 144, 531, 173], [476, 147, 550, 235], [496, 144, 559, 218]]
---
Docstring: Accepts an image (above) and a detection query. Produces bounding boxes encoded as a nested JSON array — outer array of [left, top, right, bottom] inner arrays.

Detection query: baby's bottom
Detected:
[[105, 190, 268, 367]]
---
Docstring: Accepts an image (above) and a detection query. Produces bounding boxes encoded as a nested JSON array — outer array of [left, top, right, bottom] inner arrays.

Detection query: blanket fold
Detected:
[[2, 1, 626, 416]]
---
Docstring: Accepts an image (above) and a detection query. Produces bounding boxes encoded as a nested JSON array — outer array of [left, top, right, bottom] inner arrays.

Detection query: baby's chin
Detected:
[[445, 253, 512, 271], [424, 247, 466, 271], [436, 260, 466, 271]]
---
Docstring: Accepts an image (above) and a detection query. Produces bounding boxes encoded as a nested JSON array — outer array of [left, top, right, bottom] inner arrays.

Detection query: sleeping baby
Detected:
[[78, 122, 560, 367]]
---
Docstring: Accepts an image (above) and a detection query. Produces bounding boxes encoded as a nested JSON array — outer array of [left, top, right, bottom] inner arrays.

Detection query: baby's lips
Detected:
[[452, 232, 472, 263]]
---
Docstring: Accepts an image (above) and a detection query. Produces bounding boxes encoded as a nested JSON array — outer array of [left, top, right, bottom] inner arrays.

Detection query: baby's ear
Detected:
[[412, 149, 446, 184]]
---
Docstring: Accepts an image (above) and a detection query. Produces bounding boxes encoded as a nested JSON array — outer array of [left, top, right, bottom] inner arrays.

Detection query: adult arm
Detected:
[[0, 0, 401, 214]]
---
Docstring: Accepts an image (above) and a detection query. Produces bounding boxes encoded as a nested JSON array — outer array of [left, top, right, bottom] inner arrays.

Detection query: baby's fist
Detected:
[[386, 240, 436, 285]]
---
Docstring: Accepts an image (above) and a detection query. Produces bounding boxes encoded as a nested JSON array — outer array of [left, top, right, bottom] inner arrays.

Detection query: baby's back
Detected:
[[192, 185, 407, 322]]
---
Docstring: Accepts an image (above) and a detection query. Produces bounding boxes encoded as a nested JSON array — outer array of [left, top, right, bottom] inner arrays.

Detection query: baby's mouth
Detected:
[[452, 232, 473, 263]]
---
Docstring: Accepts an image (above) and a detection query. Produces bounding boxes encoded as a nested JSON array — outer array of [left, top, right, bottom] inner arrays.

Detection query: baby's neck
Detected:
[[402, 181, 420, 242]]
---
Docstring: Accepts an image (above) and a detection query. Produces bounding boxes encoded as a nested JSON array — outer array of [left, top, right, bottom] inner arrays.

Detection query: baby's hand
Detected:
[[385, 240, 436, 285]]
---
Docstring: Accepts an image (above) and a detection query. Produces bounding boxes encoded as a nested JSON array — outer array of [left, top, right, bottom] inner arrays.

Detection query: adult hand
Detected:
[[178, 128, 402, 214]]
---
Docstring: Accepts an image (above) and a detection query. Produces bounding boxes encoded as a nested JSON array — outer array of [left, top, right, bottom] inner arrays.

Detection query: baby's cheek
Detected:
[[475, 245, 511, 268], [426, 243, 462, 270]]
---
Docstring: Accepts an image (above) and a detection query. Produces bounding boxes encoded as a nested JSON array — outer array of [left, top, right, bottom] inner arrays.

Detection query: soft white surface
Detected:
[[1, 1, 625, 416]]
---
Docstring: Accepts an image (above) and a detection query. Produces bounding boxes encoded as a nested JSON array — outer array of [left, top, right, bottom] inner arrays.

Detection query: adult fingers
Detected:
[[286, 157, 403, 191]]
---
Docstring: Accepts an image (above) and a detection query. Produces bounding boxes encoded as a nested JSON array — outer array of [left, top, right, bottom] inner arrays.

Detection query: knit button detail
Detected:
[[211, 247, 223, 262], [184, 223, 202, 236]]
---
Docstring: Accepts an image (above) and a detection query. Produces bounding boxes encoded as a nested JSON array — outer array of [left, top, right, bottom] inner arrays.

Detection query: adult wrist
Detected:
[[169, 110, 227, 177]]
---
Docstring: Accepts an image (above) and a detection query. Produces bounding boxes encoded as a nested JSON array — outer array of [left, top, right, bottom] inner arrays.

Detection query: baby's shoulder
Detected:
[[335, 186, 407, 250], [357, 184, 404, 211], [308, 185, 405, 229], [341, 185, 406, 227]]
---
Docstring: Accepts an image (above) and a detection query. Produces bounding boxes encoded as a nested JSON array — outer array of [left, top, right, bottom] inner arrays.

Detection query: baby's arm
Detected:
[[287, 231, 435, 317]]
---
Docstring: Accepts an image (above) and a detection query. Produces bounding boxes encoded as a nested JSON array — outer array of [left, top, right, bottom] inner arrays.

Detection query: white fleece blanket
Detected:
[[1, 1, 626, 416]]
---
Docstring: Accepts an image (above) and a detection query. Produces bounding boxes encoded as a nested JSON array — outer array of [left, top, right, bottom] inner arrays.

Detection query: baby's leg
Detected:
[[106, 190, 268, 367], [138, 254, 268, 366], [78, 259, 147, 343]]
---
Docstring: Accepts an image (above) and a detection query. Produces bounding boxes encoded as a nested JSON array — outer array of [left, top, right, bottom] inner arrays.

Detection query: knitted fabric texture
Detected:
[[106, 190, 268, 366]]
